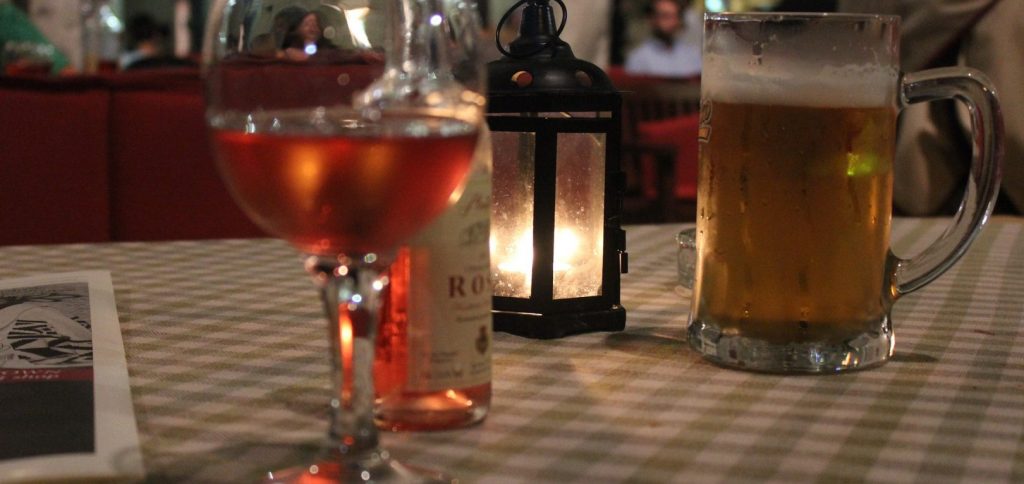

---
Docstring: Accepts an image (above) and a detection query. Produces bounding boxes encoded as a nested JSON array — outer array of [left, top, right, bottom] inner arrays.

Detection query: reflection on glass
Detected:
[[554, 132, 605, 299], [343, 7, 372, 48], [491, 131, 536, 298]]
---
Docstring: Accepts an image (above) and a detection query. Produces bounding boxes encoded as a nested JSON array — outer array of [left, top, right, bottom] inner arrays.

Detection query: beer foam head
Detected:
[[702, 13, 900, 108], [702, 56, 899, 108]]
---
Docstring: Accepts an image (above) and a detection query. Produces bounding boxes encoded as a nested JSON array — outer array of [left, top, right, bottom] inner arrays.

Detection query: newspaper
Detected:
[[0, 271, 144, 482]]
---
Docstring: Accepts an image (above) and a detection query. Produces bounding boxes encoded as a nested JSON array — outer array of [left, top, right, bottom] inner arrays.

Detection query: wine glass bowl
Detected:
[[210, 108, 479, 255], [203, 1, 484, 482]]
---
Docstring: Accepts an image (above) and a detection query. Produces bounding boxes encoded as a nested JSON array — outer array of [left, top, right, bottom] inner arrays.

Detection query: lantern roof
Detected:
[[487, 0, 616, 98]]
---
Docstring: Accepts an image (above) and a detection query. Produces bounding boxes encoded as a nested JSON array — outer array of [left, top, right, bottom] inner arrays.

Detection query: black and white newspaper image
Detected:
[[0, 282, 93, 371], [0, 271, 143, 482]]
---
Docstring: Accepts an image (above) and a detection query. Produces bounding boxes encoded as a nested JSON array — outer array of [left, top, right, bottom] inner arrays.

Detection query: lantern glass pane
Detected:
[[491, 130, 536, 298], [553, 132, 605, 299]]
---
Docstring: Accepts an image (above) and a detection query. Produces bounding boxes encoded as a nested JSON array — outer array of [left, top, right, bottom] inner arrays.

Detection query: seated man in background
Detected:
[[624, 0, 700, 78], [120, 14, 168, 69]]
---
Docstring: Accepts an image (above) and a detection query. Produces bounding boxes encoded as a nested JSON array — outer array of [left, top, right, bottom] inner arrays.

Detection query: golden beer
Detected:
[[692, 101, 896, 344], [691, 12, 1001, 373]]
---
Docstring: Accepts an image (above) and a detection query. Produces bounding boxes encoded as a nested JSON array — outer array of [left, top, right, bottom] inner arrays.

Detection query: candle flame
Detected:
[[497, 229, 579, 275], [339, 307, 354, 406]]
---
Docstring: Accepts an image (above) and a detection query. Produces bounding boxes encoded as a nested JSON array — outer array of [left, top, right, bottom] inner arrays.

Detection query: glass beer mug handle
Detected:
[[890, 67, 1004, 297]]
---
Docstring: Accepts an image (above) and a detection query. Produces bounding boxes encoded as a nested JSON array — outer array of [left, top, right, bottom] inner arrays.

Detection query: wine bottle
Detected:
[[374, 129, 492, 431]]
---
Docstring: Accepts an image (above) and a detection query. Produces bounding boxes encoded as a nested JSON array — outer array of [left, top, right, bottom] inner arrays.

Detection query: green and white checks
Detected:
[[0, 218, 1021, 483]]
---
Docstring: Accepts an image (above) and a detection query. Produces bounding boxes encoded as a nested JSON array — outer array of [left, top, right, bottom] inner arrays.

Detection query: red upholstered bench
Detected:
[[0, 76, 112, 245], [1, 65, 381, 245], [105, 69, 263, 241]]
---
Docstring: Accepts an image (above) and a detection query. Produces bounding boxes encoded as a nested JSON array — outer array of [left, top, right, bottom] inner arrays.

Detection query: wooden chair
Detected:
[[609, 67, 701, 223]]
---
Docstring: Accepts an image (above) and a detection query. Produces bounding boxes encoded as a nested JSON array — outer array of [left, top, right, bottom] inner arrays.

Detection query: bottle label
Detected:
[[404, 139, 492, 392]]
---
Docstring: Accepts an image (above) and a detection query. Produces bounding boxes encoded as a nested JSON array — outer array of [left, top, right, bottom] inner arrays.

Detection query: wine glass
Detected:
[[202, 1, 484, 482]]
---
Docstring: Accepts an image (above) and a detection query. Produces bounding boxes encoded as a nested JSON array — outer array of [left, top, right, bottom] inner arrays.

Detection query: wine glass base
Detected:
[[263, 448, 451, 483], [687, 316, 895, 373]]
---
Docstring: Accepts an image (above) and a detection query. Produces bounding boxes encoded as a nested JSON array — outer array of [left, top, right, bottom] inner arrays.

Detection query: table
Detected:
[[1, 217, 1021, 483]]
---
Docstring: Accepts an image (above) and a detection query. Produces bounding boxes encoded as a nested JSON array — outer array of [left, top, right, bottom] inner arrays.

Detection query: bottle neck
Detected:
[[385, 0, 453, 79]]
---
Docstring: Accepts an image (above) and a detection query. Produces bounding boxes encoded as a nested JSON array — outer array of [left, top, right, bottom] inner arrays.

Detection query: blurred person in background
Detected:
[[121, 12, 195, 70], [119, 14, 167, 69], [624, 0, 700, 77], [840, 0, 1022, 215], [0, 0, 69, 75], [281, 10, 335, 61], [250, 6, 305, 58]]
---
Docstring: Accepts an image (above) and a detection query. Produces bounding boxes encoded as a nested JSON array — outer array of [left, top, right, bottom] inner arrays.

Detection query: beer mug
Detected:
[[688, 13, 1003, 373]]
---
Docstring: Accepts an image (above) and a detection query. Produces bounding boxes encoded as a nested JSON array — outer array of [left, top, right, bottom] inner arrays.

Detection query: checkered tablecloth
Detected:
[[1, 217, 1022, 483]]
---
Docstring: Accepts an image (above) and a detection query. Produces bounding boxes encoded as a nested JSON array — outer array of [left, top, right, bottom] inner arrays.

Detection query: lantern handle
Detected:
[[495, 0, 568, 59]]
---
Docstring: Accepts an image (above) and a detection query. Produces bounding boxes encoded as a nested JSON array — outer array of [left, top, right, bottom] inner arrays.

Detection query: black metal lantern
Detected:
[[488, 0, 627, 339]]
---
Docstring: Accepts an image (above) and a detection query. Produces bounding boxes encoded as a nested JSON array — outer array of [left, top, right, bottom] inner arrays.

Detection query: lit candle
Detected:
[[496, 228, 583, 295]]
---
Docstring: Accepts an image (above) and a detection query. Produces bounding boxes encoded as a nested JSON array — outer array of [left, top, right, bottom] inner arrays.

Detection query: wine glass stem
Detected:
[[307, 255, 386, 458]]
